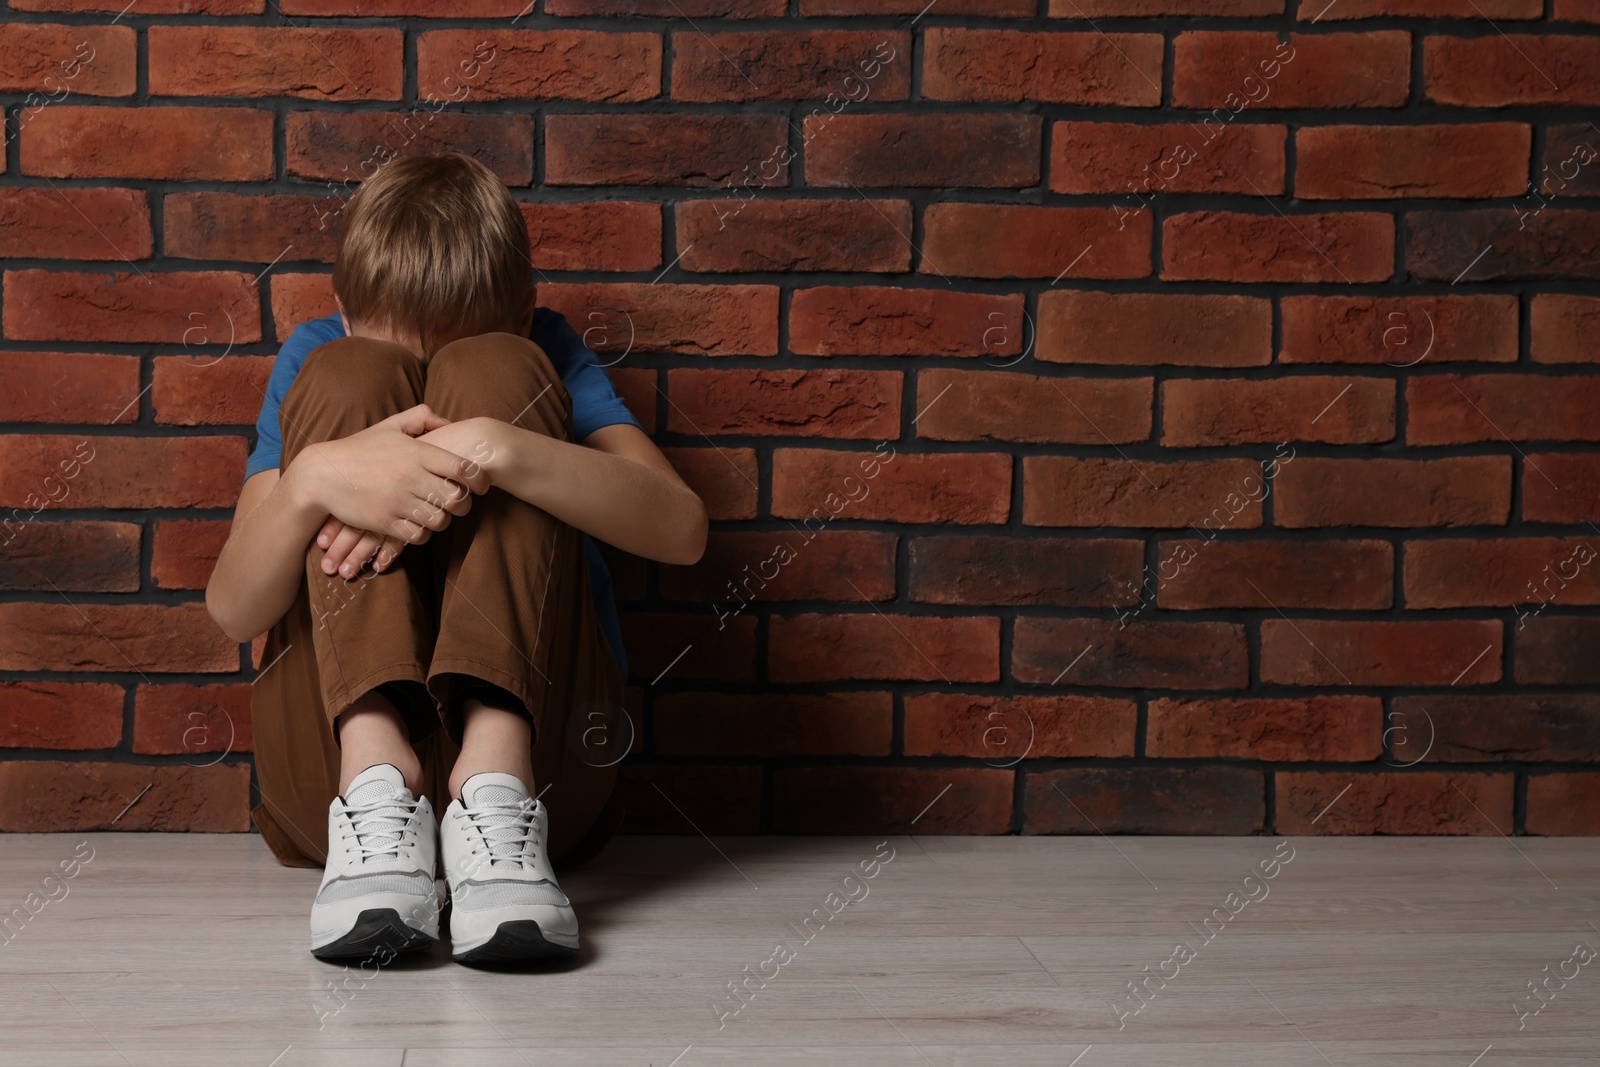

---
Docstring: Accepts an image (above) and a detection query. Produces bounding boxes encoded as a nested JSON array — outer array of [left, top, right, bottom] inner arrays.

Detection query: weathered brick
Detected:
[[661, 447, 758, 521], [660, 530, 896, 604], [1037, 291, 1271, 366], [0, 24, 134, 96], [1279, 294, 1519, 364], [151, 520, 233, 591], [0, 760, 251, 832], [545, 114, 789, 187], [283, 0, 527, 12], [676, 199, 911, 274], [1055, 0, 1278, 12], [1553, 0, 1600, 17], [1050, 120, 1286, 196], [0, 435, 245, 510], [164, 193, 336, 265], [655, 691, 892, 756], [13, 0, 258, 9], [1425, 35, 1600, 106], [1164, 211, 1394, 282], [132, 683, 254, 756], [0, 352, 141, 424], [665, 368, 900, 438], [1303, 0, 1537, 16], [535, 282, 778, 357], [915, 369, 1151, 444], [21, 106, 274, 181], [1517, 616, 1600, 685], [908, 536, 1142, 607], [0, 521, 139, 593], [1276, 771, 1512, 835], [773, 766, 1013, 833], [149, 27, 402, 100], [790, 286, 1025, 359], [1532, 294, 1600, 363], [524, 201, 663, 273], [1023, 457, 1266, 528], [1162, 376, 1393, 445], [270, 274, 338, 336], [0, 602, 238, 673], [553, 0, 782, 13], [1523, 453, 1600, 523], [1025, 767, 1263, 834], [803, 114, 1042, 188], [921, 204, 1151, 280], [152, 357, 273, 427], [904, 693, 1137, 759], [1390, 694, 1600, 763], [1275, 456, 1511, 528], [1296, 124, 1530, 199], [1175, 31, 1409, 108], [1542, 125, 1600, 197], [1148, 697, 1382, 760], [1405, 537, 1600, 609], [924, 29, 1162, 105], [0, 187, 150, 261], [1408, 210, 1600, 282], [1408, 374, 1600, 444], [770, 612, 1000, 683], [286, 110, 535, 186], [1155, 539, 1393, 609], [418, 30, 659, 103], [0, 682, 124, 749], [1014, 618, 1249, 689], [1526, 774, 1600, 836], [772, 448, 1010, 525], [805, 0, 1029, 10], [672, 30, 908, 102], [1260, 619, 1502, 686], [4, 270, 261, 345]]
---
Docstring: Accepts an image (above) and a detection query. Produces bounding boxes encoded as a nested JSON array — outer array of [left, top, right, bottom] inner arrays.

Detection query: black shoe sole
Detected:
[[453, 920, 578, 964], [312, 908, 438, 961]]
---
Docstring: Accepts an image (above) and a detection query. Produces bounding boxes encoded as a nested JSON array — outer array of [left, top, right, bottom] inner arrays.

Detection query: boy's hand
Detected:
[[415, 417, 507, 485]]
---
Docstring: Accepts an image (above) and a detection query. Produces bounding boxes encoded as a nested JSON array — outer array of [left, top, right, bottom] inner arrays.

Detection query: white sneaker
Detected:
[[442, 773, 578, 963], [310, 764, 440, 960]]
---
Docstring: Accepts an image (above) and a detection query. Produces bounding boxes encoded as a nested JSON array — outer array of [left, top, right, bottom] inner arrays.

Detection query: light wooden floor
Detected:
[[0, 832, 1595, 1065]]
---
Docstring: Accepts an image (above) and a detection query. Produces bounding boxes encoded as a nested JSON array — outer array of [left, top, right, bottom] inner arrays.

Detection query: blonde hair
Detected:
[[332, 153, 531, 355]]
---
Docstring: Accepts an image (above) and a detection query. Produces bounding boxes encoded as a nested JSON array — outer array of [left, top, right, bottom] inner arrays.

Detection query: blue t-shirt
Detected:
[[244, 309, 638, 678]]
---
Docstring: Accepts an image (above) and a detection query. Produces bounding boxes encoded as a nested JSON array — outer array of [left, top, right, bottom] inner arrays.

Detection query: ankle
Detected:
[[336, 693, 422, 795], [450, 698, 534, 800]]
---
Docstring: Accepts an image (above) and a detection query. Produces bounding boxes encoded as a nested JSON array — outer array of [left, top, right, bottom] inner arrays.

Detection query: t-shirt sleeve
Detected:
[[242, 319, 336, 481], [533, 309, 644, 442]]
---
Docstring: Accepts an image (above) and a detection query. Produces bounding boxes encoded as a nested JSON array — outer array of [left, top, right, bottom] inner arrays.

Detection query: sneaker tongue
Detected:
[[461, 773, 533, 868], [344, 764, 412, 859]]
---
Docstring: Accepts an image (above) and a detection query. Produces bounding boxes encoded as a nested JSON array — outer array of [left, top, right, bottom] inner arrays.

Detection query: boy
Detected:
[[205, 154, 707, 964]]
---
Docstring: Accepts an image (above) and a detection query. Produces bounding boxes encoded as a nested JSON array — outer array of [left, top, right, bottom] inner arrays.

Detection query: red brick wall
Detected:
[[1, 1, 1597, 838]]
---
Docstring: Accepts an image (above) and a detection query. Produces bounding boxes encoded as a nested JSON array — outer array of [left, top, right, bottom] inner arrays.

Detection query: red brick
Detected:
[[419, 30, 658, 103], [535, 282, 778, 357], [673, 30, 908, 102], [1408, 209, 1600, 283], [0, 521, 139, 593], [908, 536, 1142, 607], [790, 286, 1026, 359], [665, 368, 900, 438], [1517, 617, 1600, 685], [1148, 697, 1382, 760], [1025, 766, 1263, 834], [1037, 291, 1271, 366], [151, 520, 233, 591], [660, 530, 896, 604], [1532, 295, 1600, 363], [676, 199, 911, 274], [153, 357, 272, 428], [1391, 694, 1600, 764], [0, 352, 140, 424], [4, 270, 261, 345], [0, 24, 134, 96], [149, 27, 401, 101], [1408, 374, 1600, 444], [1023, 457, 1266, 529], [1164, 211, 1394, 282], [924, 29, 1161, 105], [1302, 0, 1538, 16], [14, 0, 258, 9], [610, 367, 657, 434], [1054, 0, 1279, 11], [0, 435, 245, 510], [1426, 35, 1600, 106], [270, 274, 338, 337], [1050, 120, 1286, 196], [1276, 771, 1513, 835], [1275, 456, 1510, 528], [662, 447, 758, 521], [0, 760, 251, 832], [655, 691, 892, 756], [1014, 618, 1248, 689], [1162, 376, 1393, 446], [1543, 126, 1600, 198], [287, 110, 534, 186], [164, 193, 336, 265], [0, 187, 150, 261], [1524, 453, 1600, 523], [803, 114, 1042, 188], [773, 766, 1012, 834], [525, 202, 665, 273], [0, 682, 124, 749], [804, 0, 1029, 10], [545, 113, 789, 187], [916, 369, 1150, 445], [615, 763, 763, 835], [1260, 619, 1502, 686], [772, 448, 1010, 525], [0, 603, 237, 673], [132, 683, 254, 756], [921, 204, 1151, 280], [1296, 124, 1530, 199], [1554, 0, 1600, 17], [1526, 774, 1600, 835], [1405, 538, 1600, 609], [554, 0, 782, 13], [1174, 31, 1410, 108], [1279, 294, 1519, 364], [283, 0, 528, 12], [1156, 539, 1393, 609], [903, 693, 1137, 759], [21, 106, 273, 181], [769, 613, 999, 683], [619, 612, 757, 683]]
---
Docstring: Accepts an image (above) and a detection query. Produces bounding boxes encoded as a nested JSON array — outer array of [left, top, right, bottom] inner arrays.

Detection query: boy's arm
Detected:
[[205, 467, 331, 643]]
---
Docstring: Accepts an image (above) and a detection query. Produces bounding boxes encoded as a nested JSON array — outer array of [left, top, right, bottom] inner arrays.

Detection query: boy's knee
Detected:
[[283, 337, 422, 420], [426, 332, 572, 431]]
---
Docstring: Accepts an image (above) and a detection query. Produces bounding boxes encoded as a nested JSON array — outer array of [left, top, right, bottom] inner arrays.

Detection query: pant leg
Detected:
[[250, 337, 437, 866], [415, 331, 626, 861]]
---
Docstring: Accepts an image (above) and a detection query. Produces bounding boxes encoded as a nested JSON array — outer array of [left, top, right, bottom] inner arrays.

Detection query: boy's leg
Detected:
[[249, 337, 440, 866], [416, 331, 626, 862]]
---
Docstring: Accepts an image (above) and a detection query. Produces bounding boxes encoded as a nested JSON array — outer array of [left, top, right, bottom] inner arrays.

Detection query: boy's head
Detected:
[[332, 153, 533, 361]]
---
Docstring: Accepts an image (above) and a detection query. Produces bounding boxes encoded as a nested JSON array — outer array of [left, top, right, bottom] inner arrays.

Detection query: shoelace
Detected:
[[340, 796, 420, 862], [463, 799, 541, 870]]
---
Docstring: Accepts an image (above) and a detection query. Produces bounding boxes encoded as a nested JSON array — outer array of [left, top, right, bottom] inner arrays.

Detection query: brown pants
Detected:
[[249, 333, 624, 869]]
